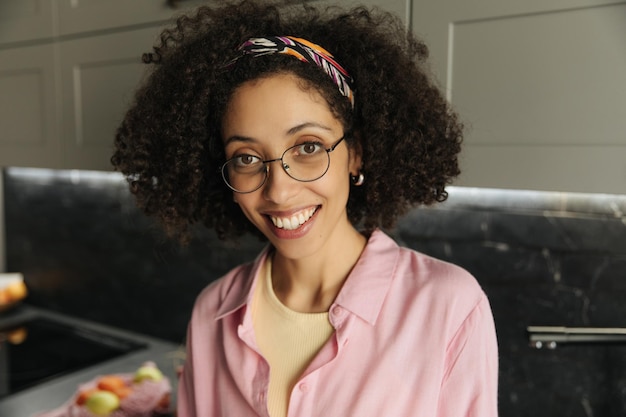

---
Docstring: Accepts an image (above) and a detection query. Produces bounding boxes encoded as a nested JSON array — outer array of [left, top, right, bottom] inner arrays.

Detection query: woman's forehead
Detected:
[[222, 73, 342, 142]]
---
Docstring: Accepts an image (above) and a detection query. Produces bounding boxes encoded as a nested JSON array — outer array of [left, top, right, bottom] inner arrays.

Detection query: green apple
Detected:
[[133, 365, 163, 383], [85, 390, 120, 416]]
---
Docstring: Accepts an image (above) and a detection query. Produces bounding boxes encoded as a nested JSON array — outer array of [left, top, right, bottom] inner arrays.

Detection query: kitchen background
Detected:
[[1, 0, 625, 416], [4, 167, 626, 416]]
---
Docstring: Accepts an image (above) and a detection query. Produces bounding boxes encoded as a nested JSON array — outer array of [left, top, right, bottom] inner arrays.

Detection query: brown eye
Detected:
[[228, 154, 263, 173], [238, 155, 257, 165], [296, 142, 323, 156]]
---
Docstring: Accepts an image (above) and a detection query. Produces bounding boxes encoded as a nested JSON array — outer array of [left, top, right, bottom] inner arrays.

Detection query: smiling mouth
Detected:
[[269, 207, 318, 230]]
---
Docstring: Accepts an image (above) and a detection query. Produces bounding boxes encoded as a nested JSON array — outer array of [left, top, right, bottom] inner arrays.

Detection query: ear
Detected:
[[347, 133, 363, 175]]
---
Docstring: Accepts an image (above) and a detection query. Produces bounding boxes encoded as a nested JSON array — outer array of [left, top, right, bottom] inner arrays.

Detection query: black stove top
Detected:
[[0, 316, 146, 398]]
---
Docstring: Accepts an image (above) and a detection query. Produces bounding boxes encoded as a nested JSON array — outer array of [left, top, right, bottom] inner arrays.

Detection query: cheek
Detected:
[[332, 155, 353, 187], [315, 164, 351, 198]]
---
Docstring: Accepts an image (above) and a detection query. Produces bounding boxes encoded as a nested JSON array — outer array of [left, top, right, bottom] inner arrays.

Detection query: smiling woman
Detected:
[[221, 73, 363, 264], [110, 1, 499, 416]]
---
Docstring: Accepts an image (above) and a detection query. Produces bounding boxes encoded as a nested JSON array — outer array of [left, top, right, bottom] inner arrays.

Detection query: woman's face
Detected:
[[221, 73, 361, 261]]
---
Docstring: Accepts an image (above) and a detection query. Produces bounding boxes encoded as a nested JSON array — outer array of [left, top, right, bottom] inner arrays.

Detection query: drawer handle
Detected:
[[527, 326, 626, 349]]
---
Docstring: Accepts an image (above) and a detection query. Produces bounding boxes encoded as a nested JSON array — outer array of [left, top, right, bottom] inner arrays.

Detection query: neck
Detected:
[[270, 226, 367, 313]]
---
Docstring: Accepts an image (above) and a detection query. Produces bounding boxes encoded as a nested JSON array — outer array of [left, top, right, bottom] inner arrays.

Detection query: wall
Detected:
[[4, 167, 626, 416]]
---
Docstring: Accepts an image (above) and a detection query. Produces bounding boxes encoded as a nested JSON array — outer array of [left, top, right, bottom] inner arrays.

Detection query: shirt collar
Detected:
[[214, 229, 399, 325], [214, 246, 271, 320], [333, 229, 399, 325]]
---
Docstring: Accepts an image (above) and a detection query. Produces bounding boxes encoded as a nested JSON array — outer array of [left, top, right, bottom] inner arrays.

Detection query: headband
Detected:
[[228, 36, 355, 107]]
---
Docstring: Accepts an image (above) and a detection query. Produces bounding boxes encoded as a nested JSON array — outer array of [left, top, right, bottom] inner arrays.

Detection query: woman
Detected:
[[112, 1, 499, 416]]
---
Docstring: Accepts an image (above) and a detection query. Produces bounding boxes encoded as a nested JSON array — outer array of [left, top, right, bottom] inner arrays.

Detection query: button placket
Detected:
[[330, 304, 345, 327]]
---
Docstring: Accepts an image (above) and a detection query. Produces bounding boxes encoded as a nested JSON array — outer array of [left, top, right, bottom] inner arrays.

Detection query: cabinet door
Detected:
[[0, 45, 62, 168], [0, 0, 56, 46], [56, 0, 207, 36], [58, 27, 160, 170], [412, 0, 626, 194]]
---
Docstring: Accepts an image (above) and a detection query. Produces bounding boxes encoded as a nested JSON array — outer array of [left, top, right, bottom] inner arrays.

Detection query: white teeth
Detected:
[[270, 207, 317, 230]]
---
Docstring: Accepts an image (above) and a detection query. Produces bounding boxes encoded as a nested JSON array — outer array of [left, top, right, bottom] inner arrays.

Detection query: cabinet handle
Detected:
[[527, 326, 626, 349]]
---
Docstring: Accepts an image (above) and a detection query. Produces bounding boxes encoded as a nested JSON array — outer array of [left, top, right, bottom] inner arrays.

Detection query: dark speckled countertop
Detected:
[[0, 305, 181, 417]]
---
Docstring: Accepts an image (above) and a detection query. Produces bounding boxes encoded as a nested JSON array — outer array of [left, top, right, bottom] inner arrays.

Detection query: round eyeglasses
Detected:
[[221, 136, 346, 193]]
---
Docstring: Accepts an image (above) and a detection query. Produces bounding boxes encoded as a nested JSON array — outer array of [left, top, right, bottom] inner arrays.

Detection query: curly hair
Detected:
[[111, 0, 463, 243]]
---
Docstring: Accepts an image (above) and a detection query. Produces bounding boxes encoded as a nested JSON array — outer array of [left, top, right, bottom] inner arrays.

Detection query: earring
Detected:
[[350, 172, 365, 186]]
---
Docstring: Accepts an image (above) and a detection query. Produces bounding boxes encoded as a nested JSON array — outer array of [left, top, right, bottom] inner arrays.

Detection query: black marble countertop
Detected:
[[0, 305, 181, 417]]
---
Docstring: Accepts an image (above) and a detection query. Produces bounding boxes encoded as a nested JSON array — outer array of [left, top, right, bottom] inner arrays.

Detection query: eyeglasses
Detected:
[[221, 136, 346, 193]]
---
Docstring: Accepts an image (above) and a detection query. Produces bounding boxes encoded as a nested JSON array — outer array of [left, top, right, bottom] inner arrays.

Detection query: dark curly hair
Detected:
[[111, 0, 463, 243]]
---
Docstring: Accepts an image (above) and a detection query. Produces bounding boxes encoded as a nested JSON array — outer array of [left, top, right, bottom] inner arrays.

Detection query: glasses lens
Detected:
[[282, 143, 330, 182], [221, 143, 332, 192], [222, 158, 266, 193]]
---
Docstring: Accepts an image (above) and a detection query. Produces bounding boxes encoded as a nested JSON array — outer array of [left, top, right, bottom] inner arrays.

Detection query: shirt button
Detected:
[[299, 383, 309, 393], [332, 306, 343, 316]]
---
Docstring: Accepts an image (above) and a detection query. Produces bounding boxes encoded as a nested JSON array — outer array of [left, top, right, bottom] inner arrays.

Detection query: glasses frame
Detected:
[[221, 135, 346, 194]]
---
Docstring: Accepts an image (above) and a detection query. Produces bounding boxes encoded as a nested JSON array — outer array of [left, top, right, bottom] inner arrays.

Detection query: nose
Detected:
[[262, 159, 299, 204]]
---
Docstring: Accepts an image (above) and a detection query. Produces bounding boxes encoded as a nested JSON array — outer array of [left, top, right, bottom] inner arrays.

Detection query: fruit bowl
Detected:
[[33, 362, 171, 417]]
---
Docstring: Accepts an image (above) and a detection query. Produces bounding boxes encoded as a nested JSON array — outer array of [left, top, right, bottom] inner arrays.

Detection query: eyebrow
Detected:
[[224, 122, 333, 147], [286, 122, 333, 136]]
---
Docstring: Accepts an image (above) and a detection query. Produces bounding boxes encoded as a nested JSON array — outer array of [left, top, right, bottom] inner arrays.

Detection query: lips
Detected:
[[269, 207, 318, 230]]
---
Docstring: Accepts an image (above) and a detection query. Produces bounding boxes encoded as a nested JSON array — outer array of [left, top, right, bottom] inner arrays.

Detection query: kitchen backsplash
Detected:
[[3, 166, 626, 417]]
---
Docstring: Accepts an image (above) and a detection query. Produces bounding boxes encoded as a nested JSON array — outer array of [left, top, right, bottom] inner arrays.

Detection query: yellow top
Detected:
[[252, 255, 335, 417]]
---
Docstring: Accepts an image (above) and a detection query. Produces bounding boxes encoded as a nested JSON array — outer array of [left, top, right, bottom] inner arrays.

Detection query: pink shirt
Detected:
[[177, 230, 499, 417]]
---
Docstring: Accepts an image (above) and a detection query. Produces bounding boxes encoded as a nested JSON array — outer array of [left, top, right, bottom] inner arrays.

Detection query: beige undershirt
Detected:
[[252, 255, 335, 417]]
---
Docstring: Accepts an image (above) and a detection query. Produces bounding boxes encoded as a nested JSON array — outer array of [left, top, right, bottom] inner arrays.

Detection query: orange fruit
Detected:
[[97, 375, 126, 392], [75, 388, 98, 406], [113, 385, 132, 399], [5, 281, 27, 301]]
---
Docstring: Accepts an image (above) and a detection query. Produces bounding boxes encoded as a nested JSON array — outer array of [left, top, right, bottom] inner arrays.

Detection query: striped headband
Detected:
[[229, 36, 355, 107]]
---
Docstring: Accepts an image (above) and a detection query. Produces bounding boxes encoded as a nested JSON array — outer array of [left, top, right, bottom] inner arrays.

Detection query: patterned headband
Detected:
[[229, 36, 355, 107]]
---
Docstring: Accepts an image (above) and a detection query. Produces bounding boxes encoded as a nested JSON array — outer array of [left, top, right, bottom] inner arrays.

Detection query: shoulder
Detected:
[[356, 230, 487, 313], [398, 245, 485, 309], [396, 244, 483, 297], [384, 236, 493, 340], [370, 230, 487, 316], [367, 229, 482, 296]]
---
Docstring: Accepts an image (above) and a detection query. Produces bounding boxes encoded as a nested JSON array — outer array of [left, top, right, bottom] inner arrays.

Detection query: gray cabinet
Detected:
[[0, 31, 157, 170], [56, 0, 179, 36], [0, 1, 56, 45], [0, 44, 62, 168], [59, 28, 160, 170], [0, 0, 408, 171], [0, 0, 206, 170], [412, 0, 626, 194]]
